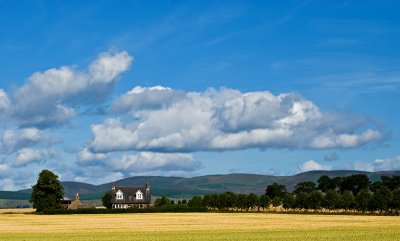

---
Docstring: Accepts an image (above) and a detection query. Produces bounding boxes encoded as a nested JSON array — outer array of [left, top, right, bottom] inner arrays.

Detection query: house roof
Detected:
[[111, 185, 151, 204]]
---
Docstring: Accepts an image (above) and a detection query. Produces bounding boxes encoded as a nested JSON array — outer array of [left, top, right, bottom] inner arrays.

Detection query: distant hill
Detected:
[[2, 170, 400, 202]]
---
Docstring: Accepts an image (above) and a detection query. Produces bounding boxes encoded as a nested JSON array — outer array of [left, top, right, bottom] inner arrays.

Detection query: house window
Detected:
[[116, 190, 124, 200], [136, 191, 143, 200]]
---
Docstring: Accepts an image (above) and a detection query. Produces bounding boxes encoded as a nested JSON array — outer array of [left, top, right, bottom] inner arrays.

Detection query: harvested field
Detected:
[[0, 208, 35, 214], [0, 213, 399, 240]]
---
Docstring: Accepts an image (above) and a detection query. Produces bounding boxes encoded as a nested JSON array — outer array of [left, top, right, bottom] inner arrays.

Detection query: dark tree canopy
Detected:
[[246, 193, 258, 210], [197, 175, 400, 214], [271, 196, 282, 209], [340, 174, 370, 195], [293, 181, 317, 194], [323, 189, 340, 211], [317, 175, 337, 192], [355, 189, 372, 213], [339, 190, 355, 210], [258, 194, 271, 210], [188, 196, 204, 208], [265, 182, 287, 199], [154, 196, 173, 207], [30, 169, 64, 212], [371, 185, 393, 212], [236, 194, 248, 211], [282, 193, 294, 210], [219, 192, 237, 210], [102, 191, 112, 209], [294, 192, 310, 210], [308, 190, 323, 210], [381, 176, 400, 190]]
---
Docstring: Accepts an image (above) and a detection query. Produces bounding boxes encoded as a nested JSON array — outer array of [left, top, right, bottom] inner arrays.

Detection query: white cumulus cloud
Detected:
[[0, 128, 55, 154], [0, 89, 9, 111], [111, 86, 184, 113], [0, 163, 9, 174], [373, 155, 400, 171], [13, 148, 55, 166], [110, 152, 201, 173], [0, 178, 15, 191], [78, 148, 108, 163], [346, 155, 400, 172], [89, 86, 384, 153], [298, 160, 332, 173], [8, 50, 132, 128]]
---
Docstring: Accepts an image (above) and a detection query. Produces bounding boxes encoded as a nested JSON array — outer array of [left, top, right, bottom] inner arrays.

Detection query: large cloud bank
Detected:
[[89, 87, 384, 153]]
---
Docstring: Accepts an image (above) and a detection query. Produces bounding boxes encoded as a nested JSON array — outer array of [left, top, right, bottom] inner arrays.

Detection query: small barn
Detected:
[[67, 193, 96, 209]]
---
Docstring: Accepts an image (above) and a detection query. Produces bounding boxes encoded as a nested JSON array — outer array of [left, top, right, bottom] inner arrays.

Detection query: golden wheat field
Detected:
[[0, 212, 399, 241], [0, 208, 35, 214]]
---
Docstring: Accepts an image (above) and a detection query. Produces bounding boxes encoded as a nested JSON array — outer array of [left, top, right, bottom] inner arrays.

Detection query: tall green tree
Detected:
[[282, 192, 294, 210], [355, 189, 372, 213], [265, 183, 287, 199], [381, 176, 400, 190], [339, 190, 355, 211], [317, 176, 337, 192], [371, 185, 393, 213], [219, 192, 236, 210], [293, 181, 317, 195], [323, 189, 340, 211], [236, 194, 247, 211], [246, 193, 258, 211], [188, 196, 204, 208], [154, 196, 173, 207], [391, 188, 400, 213], [30, 169, 64, 212], [340, 174, 370, 195], [294, 192, 310, 210], [308, 190, 323, 210], [102, 191, 112, 209], [271, 196, 282, 211], [258, 194, 271, 211]]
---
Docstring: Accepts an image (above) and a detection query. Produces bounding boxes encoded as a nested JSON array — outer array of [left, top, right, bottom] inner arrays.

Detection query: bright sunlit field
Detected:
[[1, 212, 399, 241]]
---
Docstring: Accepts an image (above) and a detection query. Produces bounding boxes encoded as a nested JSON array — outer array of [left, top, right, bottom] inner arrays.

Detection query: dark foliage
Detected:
[[293, 181, 317, 194], [101, 191, 112, 209], [188, 196, 204, 208], [339, 174, 370, 195], [40, 206, 208, 214], [265, 182, 287, 199], [30, 169, 64, 212], [154, 196, 173, 207], [317, 176, 337, 192]]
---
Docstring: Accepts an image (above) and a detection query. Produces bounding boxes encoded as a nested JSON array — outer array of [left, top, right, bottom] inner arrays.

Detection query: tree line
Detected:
[[30, 169, 400, 215], [165, 174, 400, 214]]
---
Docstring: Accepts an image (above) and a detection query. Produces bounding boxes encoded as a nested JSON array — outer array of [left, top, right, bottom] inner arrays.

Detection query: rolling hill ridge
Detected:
[[1, 170, 400, 201]]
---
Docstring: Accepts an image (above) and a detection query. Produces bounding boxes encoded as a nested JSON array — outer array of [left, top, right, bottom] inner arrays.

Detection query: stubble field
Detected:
[[0, 212, 399, 241]]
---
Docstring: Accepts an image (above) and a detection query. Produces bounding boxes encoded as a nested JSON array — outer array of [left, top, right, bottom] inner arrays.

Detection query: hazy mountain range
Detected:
[[1, 170, 399, 201]]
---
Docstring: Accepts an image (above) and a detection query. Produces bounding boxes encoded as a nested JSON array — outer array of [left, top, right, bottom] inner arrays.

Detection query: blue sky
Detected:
[[1, 0, 400, 190]]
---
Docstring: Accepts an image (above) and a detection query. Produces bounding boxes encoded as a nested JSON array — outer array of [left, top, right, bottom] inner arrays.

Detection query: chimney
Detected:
[[111, 182, 116, 191], [145, 180, 150, 199]]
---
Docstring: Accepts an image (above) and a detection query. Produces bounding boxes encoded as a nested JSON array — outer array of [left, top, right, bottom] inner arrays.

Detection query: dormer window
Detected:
[[116, 190, 124, 200], [136, 190, 143, 200]]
